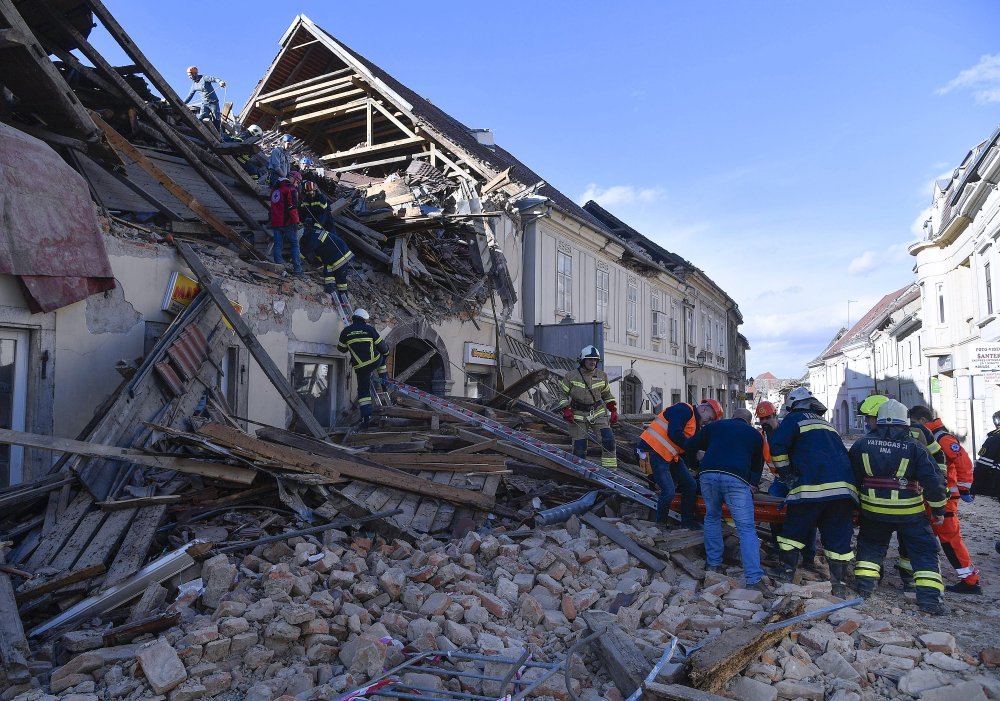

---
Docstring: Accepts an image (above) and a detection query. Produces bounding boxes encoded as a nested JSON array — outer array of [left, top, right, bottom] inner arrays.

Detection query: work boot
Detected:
[[853, 578, 877, 599], [828, 560, 851, 599], [995, 541, 1000, 556], [747, 579, 772, 596], [772, 549, 800, 585], [945, 579, 983, 595], [895, 565, 915, 593], [917, 596, 949, 616]]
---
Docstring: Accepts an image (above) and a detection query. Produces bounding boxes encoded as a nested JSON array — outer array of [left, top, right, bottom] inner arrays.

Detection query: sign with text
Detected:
[[464, 342, 497, 366], [971, 343, 1000, 374]]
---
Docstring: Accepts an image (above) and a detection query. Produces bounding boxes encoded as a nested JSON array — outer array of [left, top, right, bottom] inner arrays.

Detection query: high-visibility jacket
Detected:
[[760, 428, 775, 473], [639, 402, 697, 464], [337, 321, 388, 371], [770, 409, 857, 504], [848, 425, 948, 521], [303, 229, 354, 272], [922, 419, 974, 499], [300, 191, 332, 229], [557, 367, 613, 422]]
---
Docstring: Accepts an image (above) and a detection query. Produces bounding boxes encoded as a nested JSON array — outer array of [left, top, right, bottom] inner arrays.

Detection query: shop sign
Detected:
[[464, 342, 497, 366], [971, 343, 1000, 375]]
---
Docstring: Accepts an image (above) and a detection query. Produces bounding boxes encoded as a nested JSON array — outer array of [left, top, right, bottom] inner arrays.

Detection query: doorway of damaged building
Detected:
[[392, 338, 447, 395]]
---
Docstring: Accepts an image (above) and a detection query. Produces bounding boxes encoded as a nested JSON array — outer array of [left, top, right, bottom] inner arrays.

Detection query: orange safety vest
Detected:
[[761, 429, 775, 473], [640, 403, 696, 463]]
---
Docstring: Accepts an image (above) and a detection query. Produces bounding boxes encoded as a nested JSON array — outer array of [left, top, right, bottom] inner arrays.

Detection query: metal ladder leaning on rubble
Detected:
[[386, 379, 657, 509]]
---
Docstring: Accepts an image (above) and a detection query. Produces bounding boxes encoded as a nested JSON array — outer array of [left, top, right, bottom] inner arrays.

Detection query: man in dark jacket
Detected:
[[337, 308, 388, 429], [299, 181, 354, 304], [975, 411, 1000, 556], [684, 408, 767, 591], [849, 400, 949, 614], [769, 387, 857, 595]]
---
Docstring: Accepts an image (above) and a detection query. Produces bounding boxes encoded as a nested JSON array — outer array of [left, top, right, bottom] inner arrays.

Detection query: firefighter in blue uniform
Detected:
[[769, 387, 858, 596], [849, 400, 949, 615], [300, 181, 354, 304], [337, 309, 389, 429]]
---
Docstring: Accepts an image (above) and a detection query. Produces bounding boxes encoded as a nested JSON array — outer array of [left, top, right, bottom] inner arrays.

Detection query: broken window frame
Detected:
[[0, 328, 28, 486], [291, 354, 341, 429]]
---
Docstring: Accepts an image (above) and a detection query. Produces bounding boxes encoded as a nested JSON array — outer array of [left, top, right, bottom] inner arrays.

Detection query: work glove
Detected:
[[959, 488, 974, 503], [607, 401, 619, 426], [220, 80, 226, 88], [562, 406, 575, 423], [380, 373, 389, 389], [930, 509, 946, 527]]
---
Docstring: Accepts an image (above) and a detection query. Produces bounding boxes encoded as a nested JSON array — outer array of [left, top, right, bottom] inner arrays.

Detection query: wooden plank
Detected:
[[255, 69, 355, 102], [0, 562, 30, 684], [486, 368, 551, 409], [365, 485, 399, 512], [26, 492, 93, 570], [369, 453, 506, 466], [0, 476, 75, 511], [332, 214, 389, 243], [321, 136, 423, 161], [49, 509, 107, 571], [199, 423, 494, 510], [392, 348, 439, 384], [407, 471, 441, 533], [448, 439, 498, 455], [256, 425, 365, 455], [97, 495, 181, 510], [103, 505, 168, 588], [74, 508, 137, 570], [429, 472, 463, 533], [175, 242, 328, 441], [687, 596, 805, 693], [103, 611, 181, 647], [584, 618, 650, 698], [281, 97, 369, 125], [379, 463, 506, 473], [580, 513, 666, 573], [392, 491, 422, 528], [453, 429, 584, 482], [14, 564, 105, 604]]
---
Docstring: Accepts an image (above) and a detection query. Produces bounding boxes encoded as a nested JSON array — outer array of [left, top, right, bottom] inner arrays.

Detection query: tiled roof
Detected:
[[821, 284, 919, 359]]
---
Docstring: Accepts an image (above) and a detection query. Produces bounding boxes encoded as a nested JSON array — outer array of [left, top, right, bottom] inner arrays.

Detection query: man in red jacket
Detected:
[[269, 177, 302, 274], [909, 405, 982, 594]]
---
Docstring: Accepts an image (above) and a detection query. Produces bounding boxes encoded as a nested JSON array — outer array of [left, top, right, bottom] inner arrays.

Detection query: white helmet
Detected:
[[785, 386, 814, 410], [352, 308, 370, 321], [876, 399, 909, 425], [247, 125, 263, 137], [579, 345, 601, 362]]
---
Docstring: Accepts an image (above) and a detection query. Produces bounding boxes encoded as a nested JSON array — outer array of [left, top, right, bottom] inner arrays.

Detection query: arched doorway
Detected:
[[393, 337, 447, 394], [382, 318, 452, 396], [621, 374, 643, 415]]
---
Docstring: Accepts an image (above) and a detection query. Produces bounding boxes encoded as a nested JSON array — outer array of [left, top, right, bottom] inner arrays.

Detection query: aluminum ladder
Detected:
[[386, 379, 656, 509]]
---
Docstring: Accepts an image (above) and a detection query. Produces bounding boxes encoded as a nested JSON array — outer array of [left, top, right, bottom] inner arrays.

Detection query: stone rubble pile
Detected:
[[6, 514, 998, 701]]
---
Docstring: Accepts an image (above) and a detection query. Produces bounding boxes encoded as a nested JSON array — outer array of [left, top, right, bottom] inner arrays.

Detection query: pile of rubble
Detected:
[[6, 510, 998, 701]]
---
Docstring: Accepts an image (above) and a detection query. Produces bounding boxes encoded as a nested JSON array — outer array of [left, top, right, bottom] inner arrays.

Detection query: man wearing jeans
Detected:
[[684, 408, 767, 592]]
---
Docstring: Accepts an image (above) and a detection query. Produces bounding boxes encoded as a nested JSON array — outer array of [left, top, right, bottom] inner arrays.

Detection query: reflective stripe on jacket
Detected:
[[849, 425, 948, 521], [557, 368, 613, 420], [770, 409, 857, 504], [925, 419, 974, 495], [639, 402, 696, 463], [337, 321, 388, 370]]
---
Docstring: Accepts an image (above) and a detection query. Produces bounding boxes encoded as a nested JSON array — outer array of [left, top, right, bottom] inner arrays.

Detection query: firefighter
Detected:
[[337, 309, 389, 430], [909, 405, 982, 594], [557, 346, 617, 471], [769, 387, 858, 596], [760, 400, 818, 569], [637, 398, 722, 526], [975, 411, 1000, 557], [850, 400, 949, 615], [858, 395, 945, 591], [299, 181, 354, 303]]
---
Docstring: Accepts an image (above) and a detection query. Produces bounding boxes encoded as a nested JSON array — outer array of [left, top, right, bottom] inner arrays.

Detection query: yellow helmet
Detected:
[[859, 394, 889, 417]]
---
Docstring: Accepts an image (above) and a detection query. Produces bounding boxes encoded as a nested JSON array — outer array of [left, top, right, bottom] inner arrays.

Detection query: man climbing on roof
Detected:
[[269, 177, 302, 275], [300, 180, 354, 305], [183, 66, 225, 131], [338, 309, 389, 430], [556, 346, 618, 472]]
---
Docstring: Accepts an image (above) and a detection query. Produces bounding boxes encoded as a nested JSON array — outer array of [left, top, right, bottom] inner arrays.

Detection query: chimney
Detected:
[[470, 128, 494, 147]]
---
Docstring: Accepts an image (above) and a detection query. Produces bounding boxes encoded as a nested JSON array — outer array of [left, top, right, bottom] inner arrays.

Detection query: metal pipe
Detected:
[[530, 490, 601, 527], [763, 597, 863, 632]]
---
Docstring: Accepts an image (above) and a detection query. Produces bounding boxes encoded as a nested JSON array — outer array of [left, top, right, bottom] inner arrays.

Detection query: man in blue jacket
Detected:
[[770, 387, 858, 596], [183, 66, 225, 129], [684, 408, 767, 592]]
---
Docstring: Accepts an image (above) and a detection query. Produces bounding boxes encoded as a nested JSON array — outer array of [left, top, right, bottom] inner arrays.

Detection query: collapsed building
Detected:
[[3, 5, 986, 701]]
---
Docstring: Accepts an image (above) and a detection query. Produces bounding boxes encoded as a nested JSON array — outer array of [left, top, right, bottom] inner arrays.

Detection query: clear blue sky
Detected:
[[89, 1, 1000, 379]]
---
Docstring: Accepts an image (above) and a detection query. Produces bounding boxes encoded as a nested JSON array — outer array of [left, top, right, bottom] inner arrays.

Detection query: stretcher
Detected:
[[669, 492, 788, 524]]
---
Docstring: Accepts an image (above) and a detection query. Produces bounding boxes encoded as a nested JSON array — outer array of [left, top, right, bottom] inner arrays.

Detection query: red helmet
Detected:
[[288, 170, 303, 184], [700, 398, 723, 421], [755, 401, 776, 419], [302, 180, 317, 193]]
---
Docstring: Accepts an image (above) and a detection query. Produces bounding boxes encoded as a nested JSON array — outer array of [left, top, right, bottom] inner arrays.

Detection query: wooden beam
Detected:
[[643, 683, 732, 701], [485, 369, 551, 409], [0, 428, 257, 485], [282, 98, 369, 126], [321, 136, 423, 162], [198, 423, 494, 510], [92, 114, 261, 259], [0, 559, 30, 684], [332, 214, 388, 243], [255, 69, 355, 102], [393, 347, 438, 384], [583, 617, 650, 699], [448, 438, 499, 455], [687, 596, 805, 693], [175, 241, 329, 441], [366, 453, 506, 466], [41, 6, 269, 242], [281, 86, 367, 113], [580, 512, 665, 572], [97, 495, 181, 510], [327, 155, 410, 173], [370, 99, 418, 138], [14, 564, 105, 604]]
